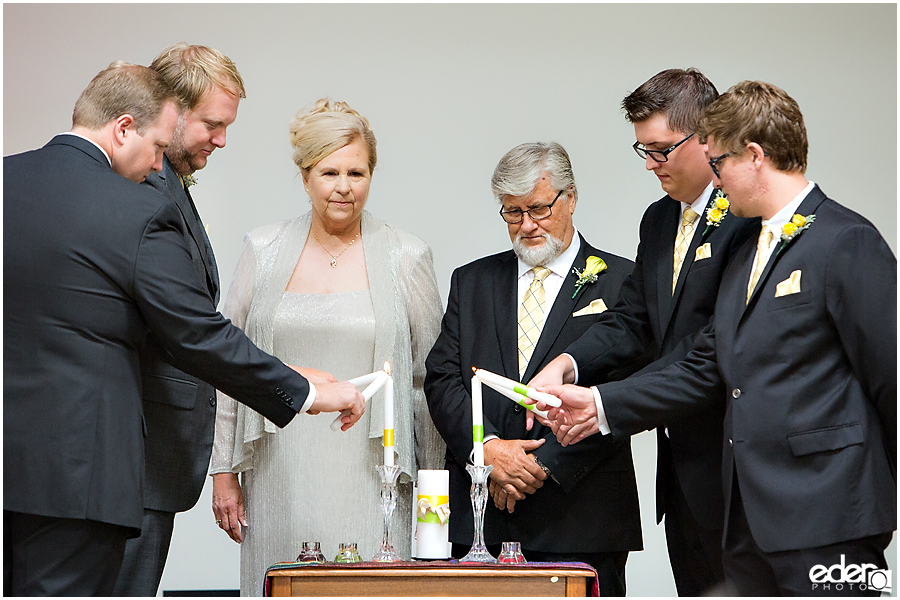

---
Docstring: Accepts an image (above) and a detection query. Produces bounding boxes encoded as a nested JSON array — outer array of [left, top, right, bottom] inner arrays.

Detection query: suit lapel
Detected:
[[655, 197, 682, 335], [161, 159, 220, 303], [493, 252, 520, 380], [742, 186, 827, 316], [522, 236, 585, 382]]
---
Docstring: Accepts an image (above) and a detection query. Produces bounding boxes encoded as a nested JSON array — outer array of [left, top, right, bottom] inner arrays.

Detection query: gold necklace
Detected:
[[311, 229, 360, 268]]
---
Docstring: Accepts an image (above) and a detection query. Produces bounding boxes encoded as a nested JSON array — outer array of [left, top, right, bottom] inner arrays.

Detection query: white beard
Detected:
[[513, 233, 565, 267]]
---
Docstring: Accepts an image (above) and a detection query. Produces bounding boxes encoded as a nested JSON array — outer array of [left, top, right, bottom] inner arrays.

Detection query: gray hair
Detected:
[[490, 142, 577, 203]]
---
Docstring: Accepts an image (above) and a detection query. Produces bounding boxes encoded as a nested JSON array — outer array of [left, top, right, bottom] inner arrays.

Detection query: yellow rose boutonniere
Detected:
[[703, 189, 730, 236], [572, 255, 607, 299], [776, 214, 815, 255]]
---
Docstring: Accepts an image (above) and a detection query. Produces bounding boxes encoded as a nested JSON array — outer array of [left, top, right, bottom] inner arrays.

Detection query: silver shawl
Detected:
[[209, 210, 446, 483]]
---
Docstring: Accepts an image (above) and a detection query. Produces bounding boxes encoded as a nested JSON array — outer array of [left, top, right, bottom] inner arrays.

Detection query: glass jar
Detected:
[[498, 541, 526, 564], [334, 542, 362, 563], [297, 541, 326, 563]]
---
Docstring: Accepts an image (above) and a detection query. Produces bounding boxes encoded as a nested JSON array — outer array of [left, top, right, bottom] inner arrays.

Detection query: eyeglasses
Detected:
[[499, 188, 566, 224], [633, 133, 694, 163], [708, 152, 730, 178]]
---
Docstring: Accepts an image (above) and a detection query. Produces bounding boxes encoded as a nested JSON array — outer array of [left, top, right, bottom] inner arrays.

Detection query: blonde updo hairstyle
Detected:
[[289, 98, 377, 178]]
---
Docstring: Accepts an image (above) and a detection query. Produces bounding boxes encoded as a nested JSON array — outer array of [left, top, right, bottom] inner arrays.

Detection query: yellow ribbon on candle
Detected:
[[416, 495, 450, 525], [383, 429, 395, 446]]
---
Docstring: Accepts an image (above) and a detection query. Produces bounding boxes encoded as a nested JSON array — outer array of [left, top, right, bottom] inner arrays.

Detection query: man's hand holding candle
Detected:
[[288, 366, 337, 415], [307, 381, 366, 431], [523, 355, 577, 430], [533, 384, 601, 446]]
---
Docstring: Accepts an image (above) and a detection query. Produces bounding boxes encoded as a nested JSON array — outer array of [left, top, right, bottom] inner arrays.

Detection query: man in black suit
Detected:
[[3, 62, 364, 596], [112, 43, 262, 597], [531, 69, 756, 595], [539, 81, 896, 596], [425, 142, 642, 595]]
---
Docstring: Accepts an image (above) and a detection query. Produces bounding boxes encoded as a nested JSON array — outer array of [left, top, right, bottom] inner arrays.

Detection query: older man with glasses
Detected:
[[425, 141, 641, 595], [531, 68, 758, 596]]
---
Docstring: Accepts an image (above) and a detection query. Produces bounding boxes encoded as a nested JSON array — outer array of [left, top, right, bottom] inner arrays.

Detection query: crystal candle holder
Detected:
[[334, 542, 362, 563], [460, 463, 497, 563], [297, 541, 326, 563], [498, 541, 526, 564], [371, 464, 402, 562]]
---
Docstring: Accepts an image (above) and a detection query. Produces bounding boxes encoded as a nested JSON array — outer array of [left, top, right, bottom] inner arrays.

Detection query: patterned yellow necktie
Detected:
[[672, 206, 699, 293], [747, 226, 774, 302], [517, 266, 552, 378]]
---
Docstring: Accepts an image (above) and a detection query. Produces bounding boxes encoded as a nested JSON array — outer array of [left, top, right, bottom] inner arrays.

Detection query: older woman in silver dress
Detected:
[[210, 98, 445, 595]]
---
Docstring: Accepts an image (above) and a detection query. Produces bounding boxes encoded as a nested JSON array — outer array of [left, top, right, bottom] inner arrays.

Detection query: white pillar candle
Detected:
[[414, 470, 450, 559], [473, 368, 561, 408], [471, 375, 484, 466], [383, 362, 394, 466]]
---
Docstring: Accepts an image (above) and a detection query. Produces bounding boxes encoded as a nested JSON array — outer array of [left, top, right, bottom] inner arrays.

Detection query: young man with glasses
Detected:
[[425, 142, 640, 595], [538, 80, 896, 597], [532, 68, 756, 596]]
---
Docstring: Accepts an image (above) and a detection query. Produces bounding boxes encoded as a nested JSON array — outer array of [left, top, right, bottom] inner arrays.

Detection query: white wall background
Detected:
[[4, 3, 896, 596]]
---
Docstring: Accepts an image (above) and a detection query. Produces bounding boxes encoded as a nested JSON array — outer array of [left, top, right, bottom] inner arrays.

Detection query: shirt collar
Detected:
[[517, 229, 582, 279], [680, 181, 715, 215], [763, 181, 815, 232], [59, 132, 111, 167]]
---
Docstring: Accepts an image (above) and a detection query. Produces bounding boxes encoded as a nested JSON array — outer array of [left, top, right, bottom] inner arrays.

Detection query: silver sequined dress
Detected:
[[210, 211, 445, 596], [239, 291, 411, 593]]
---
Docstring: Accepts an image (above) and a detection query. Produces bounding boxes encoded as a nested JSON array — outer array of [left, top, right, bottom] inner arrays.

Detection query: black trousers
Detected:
[[4, 510, 129, 596], [660, 453, 725, 596], [452, 542, 629, 596], [724, 476, 892, 596], [113, 508, 176, 596]]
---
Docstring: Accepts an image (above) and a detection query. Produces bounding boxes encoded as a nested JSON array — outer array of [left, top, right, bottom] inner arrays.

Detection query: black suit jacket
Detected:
[[599, 186, 897, 552], [425, 235, 643, 552], [3, 136, 309, 533], [566, 190, 757, 527], [139, 157, 220, 514]]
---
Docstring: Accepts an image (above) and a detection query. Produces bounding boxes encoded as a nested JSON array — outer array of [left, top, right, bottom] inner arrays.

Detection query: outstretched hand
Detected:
[[533, 384, 600, 446], [524, 356, 576, 430], [307, 381, 365, 430]]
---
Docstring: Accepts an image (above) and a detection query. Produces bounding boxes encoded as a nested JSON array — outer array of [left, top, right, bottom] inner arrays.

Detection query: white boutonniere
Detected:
[[571, 255, 607, 299], [702, 189, 729, 236], [182, 174, 198, 189], [776, 213, 815, 255]]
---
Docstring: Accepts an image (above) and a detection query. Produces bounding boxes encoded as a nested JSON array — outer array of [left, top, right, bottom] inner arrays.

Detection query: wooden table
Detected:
[[266, 562, 596, 596]]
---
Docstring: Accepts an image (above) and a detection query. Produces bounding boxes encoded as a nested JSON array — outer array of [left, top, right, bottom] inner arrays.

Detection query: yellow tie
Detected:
[[747, 226, 774, 302], [673, 206, 699, 293], [518, 266, 551, 378]]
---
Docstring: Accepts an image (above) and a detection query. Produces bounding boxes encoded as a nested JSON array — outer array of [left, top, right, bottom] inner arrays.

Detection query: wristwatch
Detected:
[[533, 455, 556, 483]]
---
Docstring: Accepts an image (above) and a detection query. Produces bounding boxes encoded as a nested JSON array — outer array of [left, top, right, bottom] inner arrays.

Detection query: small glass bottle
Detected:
[[498, 541, 526, 564], [334, 542, 362, 563], [297, 541, 326, 563]]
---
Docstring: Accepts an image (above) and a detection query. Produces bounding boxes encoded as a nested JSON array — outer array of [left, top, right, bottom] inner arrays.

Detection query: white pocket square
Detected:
[[695, 242, 712, 261], [775, 270, 802, 297], [573, 298, 607, 317]]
